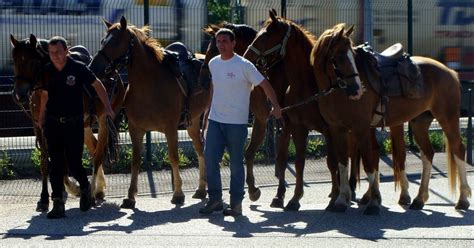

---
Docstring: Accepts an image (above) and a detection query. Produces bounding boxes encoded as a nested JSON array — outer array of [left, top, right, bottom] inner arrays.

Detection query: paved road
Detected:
[[0, 174, 473, 247], [1, 151, 473, 247]]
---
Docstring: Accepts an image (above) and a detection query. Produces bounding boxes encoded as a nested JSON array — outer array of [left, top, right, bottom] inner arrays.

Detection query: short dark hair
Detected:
[[215, 28, 235, 41], [48, 36, 68, 50]]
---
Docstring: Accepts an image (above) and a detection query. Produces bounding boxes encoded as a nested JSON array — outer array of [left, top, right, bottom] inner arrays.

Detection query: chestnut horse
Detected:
[[10, 34, 125, 211], [90, 17, 210, 208], [311, 23, 471, 211]]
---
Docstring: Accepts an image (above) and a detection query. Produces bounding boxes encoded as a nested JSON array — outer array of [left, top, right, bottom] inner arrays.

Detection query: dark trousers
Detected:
[[44, 116, 88, 199]]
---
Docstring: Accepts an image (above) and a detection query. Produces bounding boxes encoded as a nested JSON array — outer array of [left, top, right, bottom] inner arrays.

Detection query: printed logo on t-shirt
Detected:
[[227, 72, 236, 79], [66, 75, 76, 86]]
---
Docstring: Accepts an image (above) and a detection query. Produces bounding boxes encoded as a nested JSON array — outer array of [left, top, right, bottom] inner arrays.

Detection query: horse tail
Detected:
[[63, 176, 81, 197], [445, 134, 458, 194]]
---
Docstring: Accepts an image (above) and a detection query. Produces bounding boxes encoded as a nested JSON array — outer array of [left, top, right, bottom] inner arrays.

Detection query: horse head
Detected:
[[90, 16, 135, 80], [311, 23, 364, 100], [10, 34, 49, 105], [243, 9, 291, 73]]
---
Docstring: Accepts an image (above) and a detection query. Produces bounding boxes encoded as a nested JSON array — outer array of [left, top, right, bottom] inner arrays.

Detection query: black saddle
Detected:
[[355, 42, 423, 99], [163, 42, 202, 96]]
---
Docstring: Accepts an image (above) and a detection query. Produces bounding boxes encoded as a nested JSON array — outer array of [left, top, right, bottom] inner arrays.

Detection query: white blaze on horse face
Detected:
[[346, 50, 361, 86], [346, 50, 364, 100]]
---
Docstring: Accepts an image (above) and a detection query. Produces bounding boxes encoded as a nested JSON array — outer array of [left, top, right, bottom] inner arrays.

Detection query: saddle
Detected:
[[356, 43, 424, 99], [163, 42, 204, 127], [163, 42, 203, 97], [355, 43, 424, 126]]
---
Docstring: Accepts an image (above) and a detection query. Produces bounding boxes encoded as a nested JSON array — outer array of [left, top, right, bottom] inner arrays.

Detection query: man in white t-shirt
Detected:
[[199, 28, 282, 216]]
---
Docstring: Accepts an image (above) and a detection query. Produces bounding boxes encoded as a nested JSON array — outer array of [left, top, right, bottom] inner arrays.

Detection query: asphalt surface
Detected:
[[1, 152, 473, 247]]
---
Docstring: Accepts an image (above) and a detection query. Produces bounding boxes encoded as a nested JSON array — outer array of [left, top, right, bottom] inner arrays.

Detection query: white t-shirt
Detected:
[[208, 54, 264, 124]]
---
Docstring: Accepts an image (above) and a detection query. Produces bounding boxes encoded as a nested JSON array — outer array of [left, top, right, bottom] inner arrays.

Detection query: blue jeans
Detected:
[[205, 120, 248, 205]]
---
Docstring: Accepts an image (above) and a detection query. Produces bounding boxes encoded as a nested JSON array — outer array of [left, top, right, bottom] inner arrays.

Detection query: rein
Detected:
[[280, 86, 339, 113]]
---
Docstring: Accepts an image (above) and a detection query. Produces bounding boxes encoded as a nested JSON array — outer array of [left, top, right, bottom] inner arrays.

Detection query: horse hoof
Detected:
[[192, 189, 207, 199], [270, 198, 284, 208], [363, 204, 380, 215], [95, 191, 105, 201], [171, 195, 185, 205], [455, 200, 470, 210], [36, 201, 49, 212], [359, 194, 370, 205], [409, 199, 424, 210], [284, 201, 301, 211], [120, 199, 136, 209], [398, 195, 411, 206], [249, 188, 261, 202]]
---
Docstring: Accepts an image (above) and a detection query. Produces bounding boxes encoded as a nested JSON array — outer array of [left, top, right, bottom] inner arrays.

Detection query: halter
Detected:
[[247, 23, 292, 73], [327, 51, 361, 97], [96, 35, 135, 77]]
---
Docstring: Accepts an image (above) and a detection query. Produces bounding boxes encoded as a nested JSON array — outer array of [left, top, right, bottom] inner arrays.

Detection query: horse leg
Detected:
[[271, 121, 291, 208], [94, 115, 108, 201], [389, 124, 411, 206], [435, 117, 471, 210], [360, 128, 382, 215], [165, 130, 185, 205], [284, 126, 308, 211], [84, 125, 104, 202], [244, 116, 266, 202], [36, 130, 50, 211], [408, 119, 435, 210], [324, 130, 341, 211], [121, 124, 146, 209], [348, 130, 359, 202], [332, 127, 351, 212], [186, 120, 207, 199]]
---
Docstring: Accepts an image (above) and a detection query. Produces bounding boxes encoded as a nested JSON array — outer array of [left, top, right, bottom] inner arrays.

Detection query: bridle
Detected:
[[325, 48, 361, 96], [11, 42, 49, 115], [95, 33, 135, 77], [246, 22, 292, 73]]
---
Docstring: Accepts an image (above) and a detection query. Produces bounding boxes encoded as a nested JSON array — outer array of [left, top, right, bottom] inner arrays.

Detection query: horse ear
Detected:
[[120, 16, 127, 30], [29, 34, 37, 48], [10, 34, 19, 48], [336, 28, 345, 40], [269, 9, 278, 22], [271, 8, 278, 16], [102, 18, 113, 29], [345, 25, 355, 37]]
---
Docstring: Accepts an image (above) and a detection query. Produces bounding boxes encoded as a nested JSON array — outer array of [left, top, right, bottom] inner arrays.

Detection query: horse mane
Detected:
[[263, 16, 318, 45], [112, 23, 164, 62], [202, 22, 257, 38], [310, 23, 350, 67]]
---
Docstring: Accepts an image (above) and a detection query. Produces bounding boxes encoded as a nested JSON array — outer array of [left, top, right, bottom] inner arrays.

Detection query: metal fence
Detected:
[[1, 0, 474, 175]]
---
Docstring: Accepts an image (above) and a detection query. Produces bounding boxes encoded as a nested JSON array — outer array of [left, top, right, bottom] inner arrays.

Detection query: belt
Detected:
[[48, 115, 83, 124]]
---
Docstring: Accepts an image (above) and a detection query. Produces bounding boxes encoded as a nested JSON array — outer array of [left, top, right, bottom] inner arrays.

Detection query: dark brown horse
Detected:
[[90, 17, 210, 208], [311, 23, 471, 211], [242, 11, 346, 211], [10, 34, 125, 211]]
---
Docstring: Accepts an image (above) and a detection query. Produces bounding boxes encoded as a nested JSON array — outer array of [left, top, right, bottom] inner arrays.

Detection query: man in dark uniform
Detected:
[[36, 36, 114, 219]]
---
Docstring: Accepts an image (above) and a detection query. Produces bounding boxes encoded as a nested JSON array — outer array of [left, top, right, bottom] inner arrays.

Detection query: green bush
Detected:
[[0, 151, 14, 179]]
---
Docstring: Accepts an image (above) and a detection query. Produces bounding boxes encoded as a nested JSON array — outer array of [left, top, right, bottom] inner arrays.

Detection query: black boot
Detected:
[[47, 198, 66, 219], [80, 185, 92, 211], [223, 202, 242, 216]]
